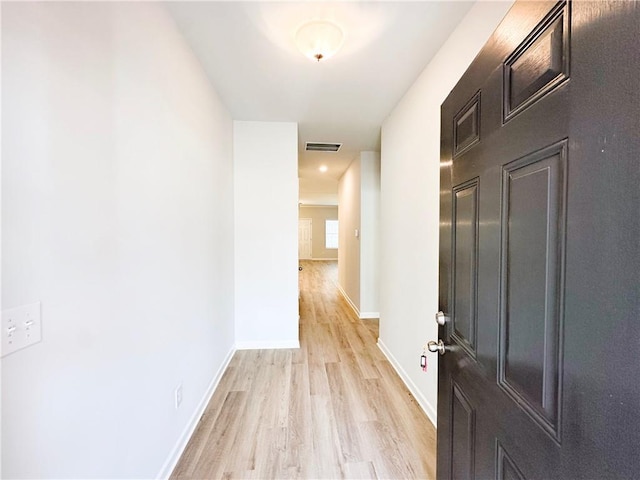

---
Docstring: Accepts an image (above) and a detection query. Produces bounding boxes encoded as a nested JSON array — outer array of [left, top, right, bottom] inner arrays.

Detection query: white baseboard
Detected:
[[336, 282, 360, 316], [157, 346, 236, 479], [377, 338, 437, 427], [235, 339, 300, 350], [298, 258, 338, 261], [336, 283, 380, 320]]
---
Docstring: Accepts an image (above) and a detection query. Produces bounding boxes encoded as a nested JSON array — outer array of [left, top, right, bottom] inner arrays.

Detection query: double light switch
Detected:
[[2, 302, 42, 357]]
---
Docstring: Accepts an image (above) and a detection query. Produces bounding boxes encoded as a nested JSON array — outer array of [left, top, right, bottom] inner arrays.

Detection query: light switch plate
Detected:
[[174, 383, 183, 409], [2, 302, 42, 357]]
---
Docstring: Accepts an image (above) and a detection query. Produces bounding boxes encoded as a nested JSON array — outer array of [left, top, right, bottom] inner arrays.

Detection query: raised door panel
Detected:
[[451, 384, 476, 480], [497, 443, 526, 480], [503, 1, 570, 121], [499, 140, 567, 440], [452, 179, 479, 356], [454, 92, 481, 156]]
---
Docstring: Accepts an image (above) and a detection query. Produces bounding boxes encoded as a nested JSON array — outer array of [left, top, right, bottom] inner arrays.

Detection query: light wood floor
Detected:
[[171, 260, 437, 479]]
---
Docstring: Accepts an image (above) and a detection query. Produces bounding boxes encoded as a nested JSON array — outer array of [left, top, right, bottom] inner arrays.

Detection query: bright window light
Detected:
[[325, 220, 339, 249]]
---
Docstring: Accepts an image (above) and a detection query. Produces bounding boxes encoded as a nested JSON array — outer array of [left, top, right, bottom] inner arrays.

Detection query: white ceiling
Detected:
[[166, 1, 475, 205]]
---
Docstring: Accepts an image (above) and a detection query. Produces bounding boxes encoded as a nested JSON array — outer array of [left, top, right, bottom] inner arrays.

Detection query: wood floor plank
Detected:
[[281, 363, 312, 474], [325, 361, 366, 462], [171, 260, 437, 479], [251, 426, 287, 480], [309, 393, 344, 480], [192, 391, 249, 479], [358, 420, 421, 480], [317, 323, 341, 363], [343, 461, 378, 480]]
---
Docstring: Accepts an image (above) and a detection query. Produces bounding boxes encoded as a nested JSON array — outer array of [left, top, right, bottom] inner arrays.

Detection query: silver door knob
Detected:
[[435, 311, 448, 326], [427, 339, 447, 355]]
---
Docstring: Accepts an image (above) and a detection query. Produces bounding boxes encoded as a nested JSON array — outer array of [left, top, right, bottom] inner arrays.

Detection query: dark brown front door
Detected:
[[437, 1, 640, 478]]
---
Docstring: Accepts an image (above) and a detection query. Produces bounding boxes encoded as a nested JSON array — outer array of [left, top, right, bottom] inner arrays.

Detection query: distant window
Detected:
[[325, 220, 339, 249]]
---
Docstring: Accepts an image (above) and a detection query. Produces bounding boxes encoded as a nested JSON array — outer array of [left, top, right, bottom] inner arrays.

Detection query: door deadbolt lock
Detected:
[[435, 311, 448, 326]]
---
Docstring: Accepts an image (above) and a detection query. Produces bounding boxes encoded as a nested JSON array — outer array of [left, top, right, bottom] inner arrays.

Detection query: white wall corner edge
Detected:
[[156, 346, 236, 480], [359, 312, 380, 320], [377, 338, 437, 428], [235, 340, 300, 350]]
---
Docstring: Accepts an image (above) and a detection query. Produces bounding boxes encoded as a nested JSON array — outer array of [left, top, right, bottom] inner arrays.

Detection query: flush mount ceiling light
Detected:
[[319, 165, 328, 172], [295, 20, 344, 62]]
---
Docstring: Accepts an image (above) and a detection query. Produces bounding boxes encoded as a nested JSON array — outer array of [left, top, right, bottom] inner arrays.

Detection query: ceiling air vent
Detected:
[[305, 142, 342, 152]]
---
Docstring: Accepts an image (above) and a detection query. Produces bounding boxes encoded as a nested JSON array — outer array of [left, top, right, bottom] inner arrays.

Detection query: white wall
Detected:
[[379, 0, 514, 425], [234, 121, 299, 349], [2, 3, 235, 478], [359, 152, 380, 317], [338, 156, 361, 313], [0, 4, 4, 474], [338, 152, 380, 318]]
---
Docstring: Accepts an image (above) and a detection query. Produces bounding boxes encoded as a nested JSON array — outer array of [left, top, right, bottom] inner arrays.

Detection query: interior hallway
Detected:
[[171, 260, 437, 479]]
